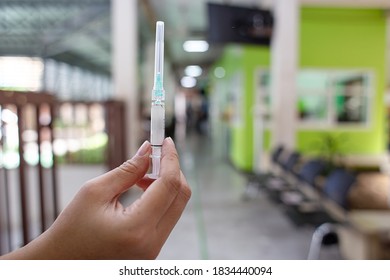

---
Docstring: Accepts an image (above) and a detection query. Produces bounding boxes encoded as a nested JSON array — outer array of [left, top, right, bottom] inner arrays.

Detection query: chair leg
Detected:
[[242, 173, 270, 200], [307, 223, 337, 259]]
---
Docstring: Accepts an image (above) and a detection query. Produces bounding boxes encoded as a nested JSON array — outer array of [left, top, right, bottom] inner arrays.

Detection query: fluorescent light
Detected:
[[183, 40, 209, 52], [180, 76, 197, 88], [185, 65, 203, 77], [214, 67, 226, 78]]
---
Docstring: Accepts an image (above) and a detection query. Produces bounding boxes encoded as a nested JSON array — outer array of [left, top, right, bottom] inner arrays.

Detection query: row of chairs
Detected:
[[247, 145, 357, 259]]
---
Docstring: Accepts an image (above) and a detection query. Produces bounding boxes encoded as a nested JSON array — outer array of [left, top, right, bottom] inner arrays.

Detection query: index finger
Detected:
[[128, 137, 183, 223]]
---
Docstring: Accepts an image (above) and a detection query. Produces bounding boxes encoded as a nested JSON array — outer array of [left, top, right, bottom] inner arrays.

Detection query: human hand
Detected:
[[2, 137, 191, 259]]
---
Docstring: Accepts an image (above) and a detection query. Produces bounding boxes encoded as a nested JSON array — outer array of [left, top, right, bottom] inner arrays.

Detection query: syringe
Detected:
[[149, 21, 165, 179]]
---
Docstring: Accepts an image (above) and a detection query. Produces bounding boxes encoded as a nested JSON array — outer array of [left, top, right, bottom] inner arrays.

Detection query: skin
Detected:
[[0, 137, 191, 260]]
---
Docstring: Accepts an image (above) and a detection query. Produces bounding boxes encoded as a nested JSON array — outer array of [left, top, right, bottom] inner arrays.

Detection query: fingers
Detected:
[[127, 138, 190, 224], [136, 176, 155, 191], [156, 171, 191, 242], [83, 141, 151, 201]]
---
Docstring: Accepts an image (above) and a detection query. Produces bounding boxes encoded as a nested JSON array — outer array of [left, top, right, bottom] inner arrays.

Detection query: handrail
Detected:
[[0, 91, 127, 254], [0, 90, 58, 252]]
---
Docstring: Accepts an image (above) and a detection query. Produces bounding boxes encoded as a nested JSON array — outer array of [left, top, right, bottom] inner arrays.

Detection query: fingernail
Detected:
[[166, 137, 175, 146], [136, 141, 150, 156]]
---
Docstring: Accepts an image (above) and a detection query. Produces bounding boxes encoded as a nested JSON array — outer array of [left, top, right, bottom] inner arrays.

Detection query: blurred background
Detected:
[[1, 0, 390, 259]]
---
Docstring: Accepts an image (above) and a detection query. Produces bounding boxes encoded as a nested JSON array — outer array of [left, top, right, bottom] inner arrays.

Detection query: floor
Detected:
[[154, 134, 340, 260], [1, 133, 341, 259]]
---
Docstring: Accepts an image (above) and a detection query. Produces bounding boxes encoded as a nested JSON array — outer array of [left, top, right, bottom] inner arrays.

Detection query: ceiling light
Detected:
[[214, 67, 226, 78], [183, 40, 209, 52], [185, 65, 203, 77], [180, 76, 197, 88]]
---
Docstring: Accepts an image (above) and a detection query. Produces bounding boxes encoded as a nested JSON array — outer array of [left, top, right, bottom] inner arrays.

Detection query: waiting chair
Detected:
[[283, 167, 355, 226], [265, 150, 302, 202], [271, 145, 285, 166], [278, 158, 325, 206], [296, 159, 326, 188], [244, 145, 285, 199], [306, 168, 356, 259], [280, 151, 302, 175], [321, 168, 356, 208]]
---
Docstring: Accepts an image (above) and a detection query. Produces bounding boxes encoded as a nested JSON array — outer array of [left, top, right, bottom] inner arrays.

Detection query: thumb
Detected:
[[85, 141, 151, 201]]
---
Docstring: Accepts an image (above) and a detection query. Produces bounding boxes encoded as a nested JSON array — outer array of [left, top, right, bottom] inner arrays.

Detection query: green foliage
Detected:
[[55, 145, 107, 165], [311, 132, 348, 174]]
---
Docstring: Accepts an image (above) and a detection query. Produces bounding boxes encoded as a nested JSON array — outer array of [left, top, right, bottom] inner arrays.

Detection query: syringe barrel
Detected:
[[149, 21, 165, 179], [150, 103, 165, 146]]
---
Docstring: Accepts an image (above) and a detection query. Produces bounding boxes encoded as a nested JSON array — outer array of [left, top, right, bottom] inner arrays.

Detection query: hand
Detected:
[[1, 137, 191, 259]]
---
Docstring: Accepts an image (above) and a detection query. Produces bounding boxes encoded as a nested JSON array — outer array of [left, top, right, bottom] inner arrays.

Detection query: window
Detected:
[[0, 57, 43, 91], [334, 75, 368, 124], [255, 69, 373, 128]]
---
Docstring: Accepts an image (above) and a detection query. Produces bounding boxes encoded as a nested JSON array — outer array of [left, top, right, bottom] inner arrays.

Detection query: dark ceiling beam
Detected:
[[0, 47, 42, 57], [50, 52, 110, 76]]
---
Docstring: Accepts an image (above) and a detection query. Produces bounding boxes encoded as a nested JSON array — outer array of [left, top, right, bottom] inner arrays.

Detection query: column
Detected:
[[270, 0, 299, 150], [111, 0, 139, 156]]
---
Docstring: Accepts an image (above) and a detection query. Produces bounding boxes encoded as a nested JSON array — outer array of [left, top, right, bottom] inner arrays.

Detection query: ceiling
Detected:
[[0, 0, 389, 85], [0, 0, 274, 79], [0, 0, 111, 75]]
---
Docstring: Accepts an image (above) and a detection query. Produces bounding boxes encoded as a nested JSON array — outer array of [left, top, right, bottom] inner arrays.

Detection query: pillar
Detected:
[[111, 0, 139, 156], [270, 0, 300, 150]]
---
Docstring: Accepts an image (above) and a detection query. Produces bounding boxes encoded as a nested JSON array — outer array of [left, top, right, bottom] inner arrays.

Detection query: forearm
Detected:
[[0, 230, 60, 260]]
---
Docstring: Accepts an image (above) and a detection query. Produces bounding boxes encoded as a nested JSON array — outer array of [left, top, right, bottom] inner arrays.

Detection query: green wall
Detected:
[[232, 47, 270, 170], [298, 8, 387, 155], [211, 7, 387, 171], [212, 46, 270, 170]]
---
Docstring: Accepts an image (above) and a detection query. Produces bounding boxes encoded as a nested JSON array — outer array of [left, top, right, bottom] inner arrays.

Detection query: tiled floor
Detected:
[[2, 133, 341, 259], [156, 134, 341, 260]]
